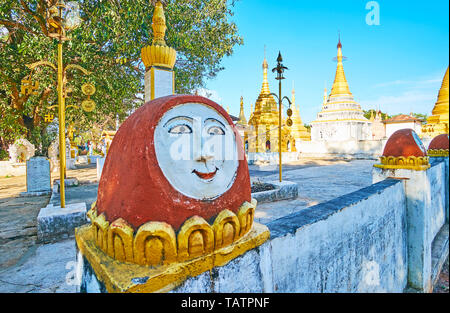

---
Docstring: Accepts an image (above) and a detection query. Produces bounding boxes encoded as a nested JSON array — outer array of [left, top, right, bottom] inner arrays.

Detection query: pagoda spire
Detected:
[[261, 46, 270, 95], [329, 36, 352, 98], [323, 87, 328, 105], [424, 66, 449, 132], [289, 86, 310, 141], [432, 66, 449, 118], [237, 96, 247, 125]]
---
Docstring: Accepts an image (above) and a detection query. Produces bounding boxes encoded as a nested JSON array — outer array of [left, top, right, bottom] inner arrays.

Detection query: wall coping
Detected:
[[267, 178, 402, 239]]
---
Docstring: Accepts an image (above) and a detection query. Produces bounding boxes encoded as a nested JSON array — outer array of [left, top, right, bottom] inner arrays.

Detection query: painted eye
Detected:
[[169, 124, 192, 134], [207, 126, 225, 135]]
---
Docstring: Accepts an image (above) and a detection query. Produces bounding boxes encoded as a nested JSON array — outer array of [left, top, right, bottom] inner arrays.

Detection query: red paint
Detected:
[[428, 134, 449, 151], [382, 129, 427, 157], [193, 169, 218, 180], [96, 95, 251, 232]]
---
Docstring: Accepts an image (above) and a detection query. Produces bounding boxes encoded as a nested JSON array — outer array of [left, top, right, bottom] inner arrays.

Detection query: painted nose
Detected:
[[195, 154, 214, 162]]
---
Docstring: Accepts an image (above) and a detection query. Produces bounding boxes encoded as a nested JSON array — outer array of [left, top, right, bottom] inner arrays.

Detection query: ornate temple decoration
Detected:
[[311, 38, 371, 142], [243, 53, 310, 153], [75, 95, 270, 293], [427, 134, 449, 157], [141, 1, 176, 70], [374, 129, 430, 171], [86, 199, 257, 266], [237, 96, 247, 126], [289, 88, 311, 142], [422, 67, 449, 138], [141, 1, 176, 102], [247, 55, 286, 152], [370, 110, 385, 140]]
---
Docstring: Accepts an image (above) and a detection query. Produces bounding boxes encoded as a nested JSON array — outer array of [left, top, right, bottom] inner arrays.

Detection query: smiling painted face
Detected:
[[154, 102, 239, 200], [95, 95, 251, 232]]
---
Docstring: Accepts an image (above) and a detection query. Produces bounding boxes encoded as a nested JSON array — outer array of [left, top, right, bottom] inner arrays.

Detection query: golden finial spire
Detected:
[[151, 0, 167, 46], [261, 46, 270, 95], [329, 35, 352, 98], [237, 96, 247, 125], [141, 0, 177, 69]]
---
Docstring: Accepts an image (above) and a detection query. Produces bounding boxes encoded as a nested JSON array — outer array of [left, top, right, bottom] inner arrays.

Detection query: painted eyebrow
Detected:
[[163, 116, 194, 127], [204, 118, 225, 128]]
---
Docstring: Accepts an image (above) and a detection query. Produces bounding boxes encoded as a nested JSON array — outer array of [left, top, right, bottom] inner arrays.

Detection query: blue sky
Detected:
[[201, 0, 449, 124]]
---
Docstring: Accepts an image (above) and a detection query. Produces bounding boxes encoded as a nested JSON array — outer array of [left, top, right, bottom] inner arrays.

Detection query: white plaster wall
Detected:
[[311, 121, 372, 142], [296, 139, 386, 158], [0, 161, 26, 177], [247, 152, 300, 164], [172, 180, 409, 293], [385, 122, 422, 138], [372, 160, 447, 291]]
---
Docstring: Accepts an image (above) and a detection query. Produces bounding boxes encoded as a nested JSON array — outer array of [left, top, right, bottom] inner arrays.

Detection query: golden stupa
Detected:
[[247, 55, 286, 152], [289, 88, 311, 142], [237, 96, 247, 125], [238, 53, 310, 153], [422, 66, 449, 138]]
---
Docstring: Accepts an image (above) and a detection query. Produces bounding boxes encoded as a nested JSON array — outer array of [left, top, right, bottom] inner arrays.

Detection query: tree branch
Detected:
[[0, 20, 38, 35], [19, 0, 49, 36]]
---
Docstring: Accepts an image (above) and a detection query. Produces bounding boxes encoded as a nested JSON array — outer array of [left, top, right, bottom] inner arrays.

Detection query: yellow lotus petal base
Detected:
[[427, 149, 449, 157], [373, 156, 430, 171], [75, 221, 269, 293]]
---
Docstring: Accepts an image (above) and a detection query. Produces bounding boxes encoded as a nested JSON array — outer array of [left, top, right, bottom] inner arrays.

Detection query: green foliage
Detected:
[[411, 113, 427, 122], [0, 148, 8, 160], [0, 0, 243, 152], [363, 109, 390, 121]]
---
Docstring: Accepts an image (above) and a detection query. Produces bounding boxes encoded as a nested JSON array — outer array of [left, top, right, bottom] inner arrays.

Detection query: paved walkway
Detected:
[[252, 159, 375, 224], [0, 163, 98, 292]]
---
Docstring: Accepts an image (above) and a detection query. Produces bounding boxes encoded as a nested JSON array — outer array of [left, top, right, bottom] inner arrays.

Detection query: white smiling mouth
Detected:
[[192, 167, 218, 180]]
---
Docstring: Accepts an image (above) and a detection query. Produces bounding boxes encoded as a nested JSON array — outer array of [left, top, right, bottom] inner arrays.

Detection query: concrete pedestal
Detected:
[[37, 202, 87, 243], [252, 180, 298, 204]]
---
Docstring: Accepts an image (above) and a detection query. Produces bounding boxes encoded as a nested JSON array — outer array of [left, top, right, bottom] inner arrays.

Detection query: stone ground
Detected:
[[0, 159, 448, 293], [250, 159, 375, 224], [433, 257, 449, 293]]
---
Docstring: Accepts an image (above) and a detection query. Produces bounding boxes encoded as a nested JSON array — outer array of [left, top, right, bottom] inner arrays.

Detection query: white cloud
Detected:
[[362, 90, 436, 114], [361, 73, 443, 115], [196, 88, 222, 104]]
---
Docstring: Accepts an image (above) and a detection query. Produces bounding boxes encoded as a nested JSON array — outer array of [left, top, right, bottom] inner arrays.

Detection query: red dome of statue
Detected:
[[382, 129, 427, 157], [428, 134, 449, 151], [95, 95, 251, 231]]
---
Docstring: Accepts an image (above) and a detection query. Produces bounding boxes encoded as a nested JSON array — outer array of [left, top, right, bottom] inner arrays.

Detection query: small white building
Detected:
[[383, 114, 424, 138]]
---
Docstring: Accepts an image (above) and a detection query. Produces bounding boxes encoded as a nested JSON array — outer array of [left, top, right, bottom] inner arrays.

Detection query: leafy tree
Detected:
[[363, 109, 389, 121], [0, 0, 243, 155]]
